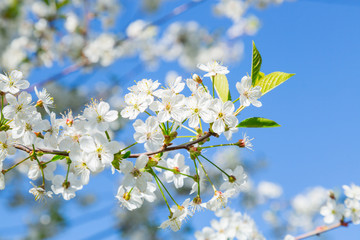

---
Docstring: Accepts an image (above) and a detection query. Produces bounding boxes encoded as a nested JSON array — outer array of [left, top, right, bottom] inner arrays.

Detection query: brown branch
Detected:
[[13, 144, 69, 156], [128, 131, 214, 158], [295, 221, 351, 240], [12, 131, 215, 159]]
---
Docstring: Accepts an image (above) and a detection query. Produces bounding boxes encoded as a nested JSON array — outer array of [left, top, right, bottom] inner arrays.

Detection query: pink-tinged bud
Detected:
[[192, 74, 202, 84], [188, 146, 201, 160], [237, 139, 246, 148]]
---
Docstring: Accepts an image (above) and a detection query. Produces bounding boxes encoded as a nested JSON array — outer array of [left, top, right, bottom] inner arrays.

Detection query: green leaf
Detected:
[[51, 155, 66, 161], [251, 41, 262, 85], [237, 117, 281, 128], [111, 158, 120, 170], [213, 74, 231, 102], [56, 0, 70, 9], [254, 72, 265, 85], [112, 151, 131, 170], [123, 151, 131, 159], [255, 72, 295, 95]]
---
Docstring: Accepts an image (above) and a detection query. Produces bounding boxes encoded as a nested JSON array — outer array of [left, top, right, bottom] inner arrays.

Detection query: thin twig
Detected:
[[13, 144, 69, 156], [295, 221, 351, 240], [12, 131, 214, 159]]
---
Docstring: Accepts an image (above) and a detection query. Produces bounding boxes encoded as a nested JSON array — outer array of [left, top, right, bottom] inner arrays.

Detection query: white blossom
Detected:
[[320, 199, 345, 224], [79, 133, 121, 172], [160, 198, 191, 231], [133, 116, 164, 152], [3, 92, 35, 120], [185, 95, 214, 128], [116, 185, 143, 211], [197, 61, 229, 78], [163, 153, 190, 189], [121, 155, 152, 192], [121, 93, 151, 119], [83, 101, 118, 131], [150, 92, 187, 123], [34, 86, 54, 115], [0, 70, 29, 94], [206, 189, 235, 211], [29, 182, 53, 201], [51, 173, 83, 200], [236, 76, 262, 107], [343, 184, 360, 200], [220, 165, 247, 193], [210, 99, 238, 135]]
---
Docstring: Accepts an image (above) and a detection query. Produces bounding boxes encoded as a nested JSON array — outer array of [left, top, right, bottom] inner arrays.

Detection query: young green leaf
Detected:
[[112, 151, 131, 170], [50, 155, 66, 161], [111, 159, 120, 170], [255, 72, 295, 95], [251, 41, 262, 85], [213, 74, 231, 102], [253, 72, 265, 86], [237, 117, 281, 128], [123, 151, 131, 159]]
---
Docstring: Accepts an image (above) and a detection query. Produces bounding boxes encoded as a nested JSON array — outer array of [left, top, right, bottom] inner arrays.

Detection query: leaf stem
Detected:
[[201, 143, 236, 149], [196, 156, 216, 192], [155, 165, 195, 179], [153, 172, 178, 206], [3, 156, 31, 173], [199, 154, 230, 178], [120, 142, 137, 152], [105, 131, 111, 142], [153, 171, 171, 212]]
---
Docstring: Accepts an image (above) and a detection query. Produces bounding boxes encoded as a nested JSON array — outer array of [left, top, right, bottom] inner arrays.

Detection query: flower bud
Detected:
[[192, 74, 202, 84], [188, 146, 201, 160], [237, 139, 246, 148], [329, 190, 336, 200], [147, 156, 159, 167]]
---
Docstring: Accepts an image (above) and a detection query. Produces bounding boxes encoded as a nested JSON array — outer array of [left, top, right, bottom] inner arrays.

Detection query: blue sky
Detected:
[[1, 0, 360, 239]]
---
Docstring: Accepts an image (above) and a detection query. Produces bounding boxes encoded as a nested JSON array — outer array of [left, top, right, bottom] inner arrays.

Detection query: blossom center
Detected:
[[97, 115, 103, 123], [132, 168, 141, 177], [165, 103, 171, 111]]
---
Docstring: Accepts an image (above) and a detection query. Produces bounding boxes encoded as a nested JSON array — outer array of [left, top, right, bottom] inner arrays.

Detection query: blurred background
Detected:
[[0, 0, 359, 239]]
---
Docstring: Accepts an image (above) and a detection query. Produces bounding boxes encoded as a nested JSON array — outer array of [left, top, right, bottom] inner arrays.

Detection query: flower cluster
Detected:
[[195, 208, 265, 240], [0, 0, 290, 74], [320, 184, 360, 225], [0, 61, 265, 231]]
